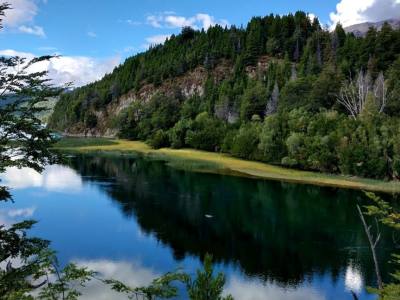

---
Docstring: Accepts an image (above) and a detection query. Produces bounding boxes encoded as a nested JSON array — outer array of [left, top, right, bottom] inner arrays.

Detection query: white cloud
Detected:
[[0, 207, 36, 227], [344, 262, 364, 294], [145, 34, 171, 45], [146, 15, 163, 28], [7, 207, 36, 218], [141, 34, 171, 50], [0, 165, 83, 192], [224, 276, 325, 300], [1, 167, 43, 189], [3, 0, 37, 27], [42, 165, 82, 191], [196, 13, 221, 29], [3, 0, 47, 36], [0, 49, 120, 87], [46, 55, 120, 87], [308, 13, 317, 22], [142, 12, 229, 50], [0, 49, 35, 59], [73, 259, 160, 300], [18, 25, 45, 37], [164, 15, 194, 28], [330, 0, 400, 28], [125, 19, 142, 26], [146, 12, 229, 30]]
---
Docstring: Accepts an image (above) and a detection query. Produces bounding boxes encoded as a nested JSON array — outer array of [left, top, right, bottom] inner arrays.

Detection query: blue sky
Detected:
[[2, 0, 340, 57], [1, 0, 399, 86]]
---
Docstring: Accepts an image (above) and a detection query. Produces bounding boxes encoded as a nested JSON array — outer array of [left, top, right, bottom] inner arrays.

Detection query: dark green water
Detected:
[[2, 153, 398, 299]]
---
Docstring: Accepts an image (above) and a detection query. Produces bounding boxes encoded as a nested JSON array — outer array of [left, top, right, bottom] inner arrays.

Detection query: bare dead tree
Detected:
[[336, 70, 371, 119], [357, 205, 383, 290], [337, 70, 387, 119], [374, 72, 388, 113]]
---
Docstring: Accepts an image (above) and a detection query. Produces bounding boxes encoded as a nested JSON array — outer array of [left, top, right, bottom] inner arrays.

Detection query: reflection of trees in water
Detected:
[[70, 154, 395, 287]]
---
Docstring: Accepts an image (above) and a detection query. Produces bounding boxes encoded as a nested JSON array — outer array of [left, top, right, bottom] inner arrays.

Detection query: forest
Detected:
[[49, 11, 400, 180]]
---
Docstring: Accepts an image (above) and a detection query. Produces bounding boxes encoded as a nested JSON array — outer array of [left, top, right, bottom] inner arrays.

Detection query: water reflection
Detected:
[[1, 165, 82, 191], [345, 262, 364, 294], [75, 259, 160, 300], [224, 276, 325, 300], [0, 206, 36, 225], [3, 153, 396, 299], [68, 154, 394, 290], [76, 258, 327, 300]]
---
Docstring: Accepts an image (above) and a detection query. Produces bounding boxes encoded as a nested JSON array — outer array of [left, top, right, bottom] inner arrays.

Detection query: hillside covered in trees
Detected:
[[49, 11, 400, 180]]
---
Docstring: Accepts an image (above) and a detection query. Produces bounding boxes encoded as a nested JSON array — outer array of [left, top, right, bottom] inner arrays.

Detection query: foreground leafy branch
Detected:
[[357, 204, 383, 289], [104, 254, 234, 300], [0, 4, 99, 299], [0, 220, 96, 300], [185, 254, 233, 300], [360, 192, 400, 299], [104, 254, 233, 300], [105, 271, 187, 300], [0, 5, 233, 298]]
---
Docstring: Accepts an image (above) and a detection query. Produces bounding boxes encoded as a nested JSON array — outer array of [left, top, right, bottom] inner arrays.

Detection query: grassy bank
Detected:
[[54, 137, 400, 194]]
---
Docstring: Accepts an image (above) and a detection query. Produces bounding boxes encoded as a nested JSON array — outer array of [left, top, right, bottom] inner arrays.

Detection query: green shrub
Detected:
[[231, 122, 261, 159], [168, 119, 193, 149], [185, 112, 226, 151], [149, 129, 170, 149]]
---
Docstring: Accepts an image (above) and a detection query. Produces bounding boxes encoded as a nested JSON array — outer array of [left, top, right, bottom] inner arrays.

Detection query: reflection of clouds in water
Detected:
[[74, 259, 160, 300], [0, 207, 36, 278], [1, 167, 42, 189], [224, 276, 326, 300], [7, 207, 36, 218], [1, 258, 160, 299], [345, 262, 363, 294], [0, 206, 36, 226], [1, 165, 82, 192]]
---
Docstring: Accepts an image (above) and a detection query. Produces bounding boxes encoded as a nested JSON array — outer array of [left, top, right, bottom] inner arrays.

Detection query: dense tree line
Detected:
[[49, 11, 400, 180]]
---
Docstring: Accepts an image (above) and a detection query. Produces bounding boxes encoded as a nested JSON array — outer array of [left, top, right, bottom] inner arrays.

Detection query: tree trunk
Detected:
[[357, 205, 383, 289]]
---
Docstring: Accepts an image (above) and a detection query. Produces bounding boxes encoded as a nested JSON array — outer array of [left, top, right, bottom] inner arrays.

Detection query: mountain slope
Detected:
[[345, 18, 400, 36], [48, 11, 400, 180]]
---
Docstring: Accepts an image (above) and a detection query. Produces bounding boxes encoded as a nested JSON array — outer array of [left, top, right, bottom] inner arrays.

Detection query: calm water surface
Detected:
[[1, 153, 398, 300]]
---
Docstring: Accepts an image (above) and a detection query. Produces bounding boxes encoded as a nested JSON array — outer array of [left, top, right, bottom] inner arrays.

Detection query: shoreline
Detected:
[[55, 138, 400, 194]]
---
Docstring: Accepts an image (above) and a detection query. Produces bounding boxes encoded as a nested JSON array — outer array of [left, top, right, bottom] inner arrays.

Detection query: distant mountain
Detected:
[[0, 95, 58, 124], [345, 19, 400, 37]]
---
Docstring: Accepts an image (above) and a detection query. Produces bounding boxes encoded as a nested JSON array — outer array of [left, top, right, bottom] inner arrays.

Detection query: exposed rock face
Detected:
[[64, 57, 275, 136], [265, 82, 279, 116], [66, 66, 215, 136], [345, 19, 400, 37]]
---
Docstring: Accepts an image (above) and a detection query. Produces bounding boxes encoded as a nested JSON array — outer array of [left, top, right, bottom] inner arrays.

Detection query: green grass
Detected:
[[54, 137, 400, 194], [53, 137, 118, 148]]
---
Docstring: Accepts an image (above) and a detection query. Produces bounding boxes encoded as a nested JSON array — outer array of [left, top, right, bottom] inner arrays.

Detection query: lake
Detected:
[[1, 153, 397, 300]]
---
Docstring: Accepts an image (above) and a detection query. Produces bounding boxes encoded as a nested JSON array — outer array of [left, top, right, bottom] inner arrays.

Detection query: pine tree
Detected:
[[245, 17, 263, 65], [386, 56, 400, 115]]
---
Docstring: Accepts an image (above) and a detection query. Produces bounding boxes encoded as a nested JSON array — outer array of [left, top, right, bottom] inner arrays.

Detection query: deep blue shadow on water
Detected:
[[1, 153, 398, 299]]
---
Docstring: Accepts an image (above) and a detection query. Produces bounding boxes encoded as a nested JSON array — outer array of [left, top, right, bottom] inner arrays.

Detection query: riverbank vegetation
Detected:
[[49, 12, 400, 181], [54, 138, 400, 193]]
